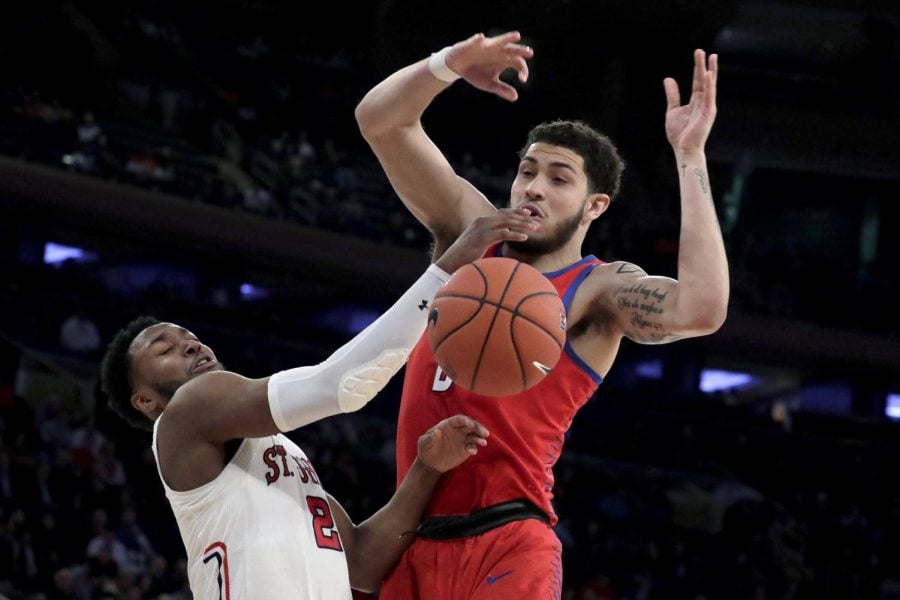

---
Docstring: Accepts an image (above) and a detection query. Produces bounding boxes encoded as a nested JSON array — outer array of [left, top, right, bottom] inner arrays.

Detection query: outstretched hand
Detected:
[[664, 50, 718, 155], [445, 31, 533, 102], [417, 415, 490, 473], [434, 208, 540, 274]]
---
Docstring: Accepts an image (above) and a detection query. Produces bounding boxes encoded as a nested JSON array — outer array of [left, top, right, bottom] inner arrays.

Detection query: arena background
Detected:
[[1, 1, 899, 598]]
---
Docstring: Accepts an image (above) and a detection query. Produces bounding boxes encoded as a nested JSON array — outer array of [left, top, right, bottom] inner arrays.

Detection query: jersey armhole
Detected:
[[561, 264, 604, 385]]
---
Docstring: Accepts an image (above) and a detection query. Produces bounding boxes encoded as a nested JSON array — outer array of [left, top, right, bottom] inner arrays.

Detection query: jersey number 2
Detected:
[[306, 496, 343, 551]]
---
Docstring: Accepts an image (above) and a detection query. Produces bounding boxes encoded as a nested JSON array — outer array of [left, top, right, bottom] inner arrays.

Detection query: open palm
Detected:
[[664, 50, 718, 153]]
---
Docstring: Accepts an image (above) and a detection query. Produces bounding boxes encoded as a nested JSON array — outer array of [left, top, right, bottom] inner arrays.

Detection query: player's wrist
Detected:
[[427, 46, 461, 83], [410, 456, 442, 479], [673, 147, 707, 163]]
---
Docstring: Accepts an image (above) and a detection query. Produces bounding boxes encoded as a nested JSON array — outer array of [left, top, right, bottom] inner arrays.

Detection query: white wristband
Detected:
[[428, 46, 461, 83]]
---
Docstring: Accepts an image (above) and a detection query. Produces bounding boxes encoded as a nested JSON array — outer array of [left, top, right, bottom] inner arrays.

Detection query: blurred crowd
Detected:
[[2, 4, 897, 335], [0, 345, 898, 599]]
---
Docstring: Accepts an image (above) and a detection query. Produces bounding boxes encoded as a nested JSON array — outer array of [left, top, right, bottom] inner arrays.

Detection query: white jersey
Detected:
[[152, 419, 352, 599]]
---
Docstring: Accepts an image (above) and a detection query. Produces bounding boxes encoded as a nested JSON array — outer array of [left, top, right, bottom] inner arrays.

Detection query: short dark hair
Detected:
[[519, 120, 625, 198], [100, 316, 160, 431]]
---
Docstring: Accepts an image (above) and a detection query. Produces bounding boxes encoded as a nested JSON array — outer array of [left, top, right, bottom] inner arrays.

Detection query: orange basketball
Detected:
[[427, 257, 566, 396]]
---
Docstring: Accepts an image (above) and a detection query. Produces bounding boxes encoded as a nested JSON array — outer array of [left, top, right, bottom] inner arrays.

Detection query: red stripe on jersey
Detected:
[[203, 541, 231, 600]]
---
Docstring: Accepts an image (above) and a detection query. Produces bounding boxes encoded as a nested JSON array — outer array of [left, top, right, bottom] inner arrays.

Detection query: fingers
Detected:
[[490, 30, 521, 45], [444, 414, 474, 429], [668, 50, 717, 110], [489, 208, 540, 240], [708, 53, 718, 100], [511, 55, 530, 83], [501, 42, 532, 89], [692, 49, 706, 94], [490, 80, 520, 103], [465, 433, 488, 455], [444, 414, 490, 438], [704, 71, 717, 114], [663, 77, 681, 111], [417, 415, 490, 467], [434, 415, 490, 456]]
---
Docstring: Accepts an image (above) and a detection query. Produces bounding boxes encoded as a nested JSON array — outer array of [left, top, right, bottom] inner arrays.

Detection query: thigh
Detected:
[[380, 520, 563, 600], [467, 519, 563, 600], [379, 538, 459, 600]]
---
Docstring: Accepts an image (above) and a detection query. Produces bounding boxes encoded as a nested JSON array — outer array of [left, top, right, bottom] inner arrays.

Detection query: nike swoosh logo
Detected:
[[533, 361, 552, 376], [486, 570, 514, 584]]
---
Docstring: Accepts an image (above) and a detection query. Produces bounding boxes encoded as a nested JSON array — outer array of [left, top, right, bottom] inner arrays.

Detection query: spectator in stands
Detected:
[[60, 310, 101, 354]]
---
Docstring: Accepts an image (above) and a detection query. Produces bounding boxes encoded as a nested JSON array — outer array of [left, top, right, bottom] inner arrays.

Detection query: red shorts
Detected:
[[379, 518, 562, 600]]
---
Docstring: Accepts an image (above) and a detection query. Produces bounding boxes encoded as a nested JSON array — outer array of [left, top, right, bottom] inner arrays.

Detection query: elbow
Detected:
[[354, 102, 372, 140], [694, 302, 728, 335], [674, 298, 728, 337], [348, 573, 379, 595], [354, 98, 380, 141], [347, 555, 385, 595], [344, 528, 389, 593]]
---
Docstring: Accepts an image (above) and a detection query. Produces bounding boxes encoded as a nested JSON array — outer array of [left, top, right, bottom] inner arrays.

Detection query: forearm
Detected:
[[346, 459, 440, 590], [673, 150, 730, 329], [267, 265, 449, 431], [355, 60, 450, 139]]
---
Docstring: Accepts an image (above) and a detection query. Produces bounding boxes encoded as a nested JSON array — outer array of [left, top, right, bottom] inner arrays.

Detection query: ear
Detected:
[[131, 390, 159, 417], [584, 193, 611, 222]]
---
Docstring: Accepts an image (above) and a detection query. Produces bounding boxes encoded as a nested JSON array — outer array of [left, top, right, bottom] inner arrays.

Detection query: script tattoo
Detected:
[[693, 168, 710, 194], [614, 282, 681, 343]]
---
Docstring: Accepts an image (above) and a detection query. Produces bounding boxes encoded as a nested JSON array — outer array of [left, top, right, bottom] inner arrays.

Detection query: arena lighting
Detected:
[[239, 283, 270, 300], [635, 361, 759, 393], [699, 369, 757, 393], [319, 307, 381, 335], [634, 358, 663, 379], [886, 394, 900, 420], [43, 242, 97, 265]]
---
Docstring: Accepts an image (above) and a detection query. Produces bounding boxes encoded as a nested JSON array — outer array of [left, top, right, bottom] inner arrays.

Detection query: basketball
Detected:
[[427, 257, 566, 396]]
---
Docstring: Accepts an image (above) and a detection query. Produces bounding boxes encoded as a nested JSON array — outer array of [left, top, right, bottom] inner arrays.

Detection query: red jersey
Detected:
[[395, 248, 604, 524]]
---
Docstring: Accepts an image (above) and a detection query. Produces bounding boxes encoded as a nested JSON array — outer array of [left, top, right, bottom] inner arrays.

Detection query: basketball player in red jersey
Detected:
[[355, 31, 729, 598]]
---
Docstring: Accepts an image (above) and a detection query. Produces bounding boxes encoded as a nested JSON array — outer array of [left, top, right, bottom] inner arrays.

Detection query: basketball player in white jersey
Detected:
[[99, 209, 541, 599]]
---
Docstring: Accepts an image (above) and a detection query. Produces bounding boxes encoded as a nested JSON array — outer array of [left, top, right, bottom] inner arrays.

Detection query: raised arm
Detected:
[[328, 415, 490, 593], [592, 50, 729, 345], [355, 32, 533, 252]]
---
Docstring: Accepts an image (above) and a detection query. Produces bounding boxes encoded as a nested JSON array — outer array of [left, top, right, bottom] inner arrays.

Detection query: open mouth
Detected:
[[521, 204, 546, 219], [192, 355, 218, 373]]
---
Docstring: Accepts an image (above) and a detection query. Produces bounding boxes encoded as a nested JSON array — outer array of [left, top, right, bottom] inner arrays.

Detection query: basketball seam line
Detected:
[[470, 261, 520, 391], [435, 292, 564, 350]]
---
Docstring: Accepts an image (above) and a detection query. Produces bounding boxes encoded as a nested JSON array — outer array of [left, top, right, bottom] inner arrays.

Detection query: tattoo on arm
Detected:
[[616, 262, 646, 275], [680, 162, 687, 179], [614, 282, 682, 343], [693, 168, 710, 194]]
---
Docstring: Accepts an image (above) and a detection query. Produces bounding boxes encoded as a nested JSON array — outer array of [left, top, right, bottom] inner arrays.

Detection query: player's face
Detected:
[[129, 323, 222, 402], [508, 142, 593, 255]]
